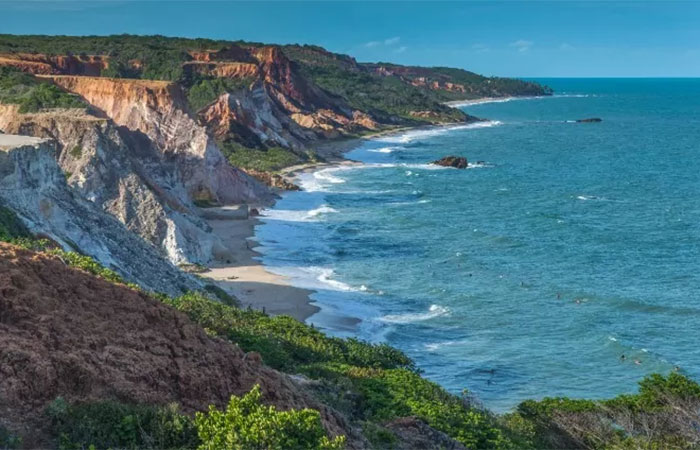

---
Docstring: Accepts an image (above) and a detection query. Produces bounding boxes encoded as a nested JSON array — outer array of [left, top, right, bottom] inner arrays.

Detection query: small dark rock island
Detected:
[[432, 156, 469, 169], [577, 117, 603, 123]]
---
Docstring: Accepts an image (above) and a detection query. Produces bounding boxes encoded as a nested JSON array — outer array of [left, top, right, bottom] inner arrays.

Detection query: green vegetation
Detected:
[[47, 398, 198, 450], [164, 292, 413, 373], [0, 425, 21, 450], [509, 372, 700, 449], [0, 205, 31, 241], [185, 75, 254, 111], [220, 141, 304, 172], [195, 385, 344, 450], [0, 66, 84, 112], [296, 62, 465, 123]]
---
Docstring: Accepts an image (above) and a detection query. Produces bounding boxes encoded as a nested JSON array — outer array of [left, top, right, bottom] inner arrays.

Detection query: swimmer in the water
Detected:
[[620, 354, 626, 361], [557, 293, 561, 299]]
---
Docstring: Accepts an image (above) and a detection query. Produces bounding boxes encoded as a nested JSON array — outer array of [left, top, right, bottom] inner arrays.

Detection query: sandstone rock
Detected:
[[432, 155, 468, 169]]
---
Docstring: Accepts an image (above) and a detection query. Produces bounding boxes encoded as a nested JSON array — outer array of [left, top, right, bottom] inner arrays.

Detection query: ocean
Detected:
[[254, 78, 700, 412]]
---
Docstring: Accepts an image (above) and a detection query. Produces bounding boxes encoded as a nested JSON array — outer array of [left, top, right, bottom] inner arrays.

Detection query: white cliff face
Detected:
[[0, 133, 201, 296], [45, 76, 273, 206], [0, 105, 232, 265]]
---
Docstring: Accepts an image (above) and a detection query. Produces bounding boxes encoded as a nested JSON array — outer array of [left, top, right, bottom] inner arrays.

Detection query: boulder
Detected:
[[432, 155, 468, 169]]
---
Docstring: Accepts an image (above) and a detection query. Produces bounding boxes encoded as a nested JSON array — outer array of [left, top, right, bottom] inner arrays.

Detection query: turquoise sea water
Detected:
[[255, 79, 700, 411]]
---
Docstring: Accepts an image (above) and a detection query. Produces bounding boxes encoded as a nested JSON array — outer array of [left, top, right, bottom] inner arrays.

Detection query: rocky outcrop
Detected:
[[182, 61, 259, 79], [0, 53, 107, 76], [432, 155, 468, 169], [0, 105, 233, 265], [244, 168, 300, 191], [201, 88, 314, 150], [0, 134, 200, 295], [0, 243, 357, 447], [43, 76, 273, 206]]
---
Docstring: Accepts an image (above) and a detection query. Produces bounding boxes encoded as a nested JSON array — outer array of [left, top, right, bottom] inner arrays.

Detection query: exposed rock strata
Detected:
[[0, 105, 231, 264], [43, 75, 273, 206], [0, 134, 200, 295]]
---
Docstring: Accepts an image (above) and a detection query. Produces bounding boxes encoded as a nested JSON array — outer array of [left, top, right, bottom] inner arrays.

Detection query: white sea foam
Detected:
[[576, 194, 605, 201], [380, 304, 451, 324], [368, 146, 398, 153], [376, 121, 502, 144], [265, 266, 364, 293], [298, 167, 347, 192], [261, 205, 337, 222]]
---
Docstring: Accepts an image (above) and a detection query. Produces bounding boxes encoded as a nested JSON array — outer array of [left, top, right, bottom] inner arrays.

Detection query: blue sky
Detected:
[[2, 1, 699, 77]]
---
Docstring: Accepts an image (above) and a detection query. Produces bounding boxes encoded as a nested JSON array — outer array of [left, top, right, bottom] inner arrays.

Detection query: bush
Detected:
[[0, 425, 21, 450], [195, 385, 344, 450], [220, 142, 303, 172], [0, 67, 84, 112], [46, 397, 198, 450], [163, 292, 413, 373], [312, 364, 514, 449], [512, 373, 700, 449], [186, 76, 253, 111]]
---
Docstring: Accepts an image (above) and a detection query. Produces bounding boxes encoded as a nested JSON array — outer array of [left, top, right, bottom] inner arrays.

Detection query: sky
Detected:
[[2, 0, 700, 77]]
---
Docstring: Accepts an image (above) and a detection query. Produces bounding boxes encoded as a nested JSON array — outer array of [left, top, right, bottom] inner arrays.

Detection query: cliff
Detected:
[[0, 243, 354, 447], [0, 134, 200, 295], [43, 75, 271, 205], [0, 35, 550, 178]]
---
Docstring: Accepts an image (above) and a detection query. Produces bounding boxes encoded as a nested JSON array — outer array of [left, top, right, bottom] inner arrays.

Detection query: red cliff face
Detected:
[[0, 53, 108, 76], [0, 243, 354, 447]]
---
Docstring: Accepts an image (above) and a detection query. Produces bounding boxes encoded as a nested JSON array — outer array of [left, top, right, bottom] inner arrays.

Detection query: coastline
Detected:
[[200, 98, 500, 324]]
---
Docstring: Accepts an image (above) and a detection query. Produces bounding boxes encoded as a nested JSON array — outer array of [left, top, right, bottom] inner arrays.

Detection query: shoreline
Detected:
[[199, 97, 502, 324]]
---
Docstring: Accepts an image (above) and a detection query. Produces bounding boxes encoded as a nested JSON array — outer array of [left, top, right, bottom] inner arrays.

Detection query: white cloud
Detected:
[[395, 46, 408, 54], [510, 39, 534, 53], [364, 36, 401, 49]]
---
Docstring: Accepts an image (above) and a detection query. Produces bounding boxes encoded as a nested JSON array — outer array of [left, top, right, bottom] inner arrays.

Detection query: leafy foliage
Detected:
[[0, 66, 84, 112], [46, 397, 199, 450], [185, 75, 253, 111], [305, 364, 515, 449], [0, 425, 21, 450], [220, 141, 304, 172], [0, 205, 31, 241], [164, 292, 413, 373], [512, 373, 700, 449], [195, 385, 344, 450]]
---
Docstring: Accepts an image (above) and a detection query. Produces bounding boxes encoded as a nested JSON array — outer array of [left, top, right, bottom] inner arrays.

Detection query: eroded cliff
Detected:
[[0, 134, 201, 295]]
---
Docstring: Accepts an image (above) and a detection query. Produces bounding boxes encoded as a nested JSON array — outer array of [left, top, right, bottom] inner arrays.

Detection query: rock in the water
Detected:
[[576, 117, 602, 123], [432, 155, 468, 169]]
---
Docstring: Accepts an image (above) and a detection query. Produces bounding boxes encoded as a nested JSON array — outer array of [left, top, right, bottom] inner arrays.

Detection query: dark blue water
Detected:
[[255, 79, 700, 411]]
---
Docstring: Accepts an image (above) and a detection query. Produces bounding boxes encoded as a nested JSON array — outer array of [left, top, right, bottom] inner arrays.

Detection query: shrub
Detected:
[[314, 364, 514, 449], [46, 397, 198, 450], [0, 425, 21, 450], [195, 385, 344, 450], [163, 292, 414, 373], [0, 67, 84, 112], [220, 142, 303, 172]]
